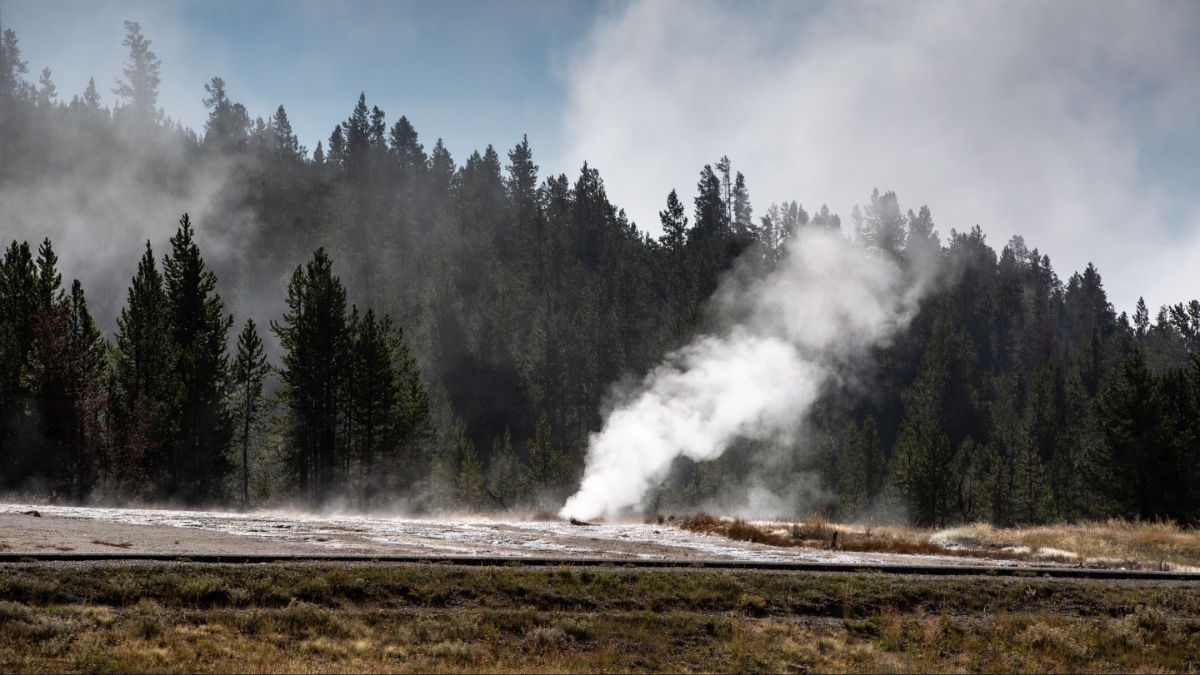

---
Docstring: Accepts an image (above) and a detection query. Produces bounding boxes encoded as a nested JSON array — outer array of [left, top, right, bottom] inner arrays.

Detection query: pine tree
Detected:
[[904, 205, 941, 271], [455, 433, 485, 511], [658, 188, 692, 340], [860, 416, 884, 509], [269, 105, 304, 163], [35, 67, 55, 108], [164, 214, 234, 502], [428, 138, 455, 203], [853, 188, 907, 259], [388, 116, 425, 175], [272, 248, 351, 505], [21, 239, 65, 486], [732, 171, 752, 238], [505, 135, 538, 247], [231, 319, 268, 508], [486, 429, 523, 509], [891, 347, 957, 527], [82, 77, 103, 117], [523, 412, 568, 507], [112, 241, 179, 496], [1134, 297, 1150, 345], [342, 92, 371, 176], [389, 319, 430, 450], [350, 308, 399, 503], [1084, 351, 1172, 519], [0, 18, 29, 101], [113, 20, 161, 121], [0, 241, 36, 485], [327, 126, 346, 169], [33, 239, 60, 315], [659, 188, 688, 257], [25, 277, 106, 500], [689, 162, 731, 310], [67, 280, 106, 498], [202, 77, 250, 149], [369, 105, 387, 149]]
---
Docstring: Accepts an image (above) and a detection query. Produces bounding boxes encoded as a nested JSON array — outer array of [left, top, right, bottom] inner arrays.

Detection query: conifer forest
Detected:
[[2, 19, 1200, 527]]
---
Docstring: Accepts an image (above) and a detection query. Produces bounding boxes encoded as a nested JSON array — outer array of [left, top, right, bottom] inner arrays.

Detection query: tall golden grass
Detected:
[[678, 513, 969, 557], [678, 514, 1200, 570], [933, 519, 1200, 571]]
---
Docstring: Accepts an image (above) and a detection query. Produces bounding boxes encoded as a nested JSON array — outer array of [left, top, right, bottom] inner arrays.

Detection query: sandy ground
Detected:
[[0, 502, 1038, 567]]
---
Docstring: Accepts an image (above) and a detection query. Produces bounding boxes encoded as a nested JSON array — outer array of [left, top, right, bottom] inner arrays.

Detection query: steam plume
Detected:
[[560, 228, 925, 521]]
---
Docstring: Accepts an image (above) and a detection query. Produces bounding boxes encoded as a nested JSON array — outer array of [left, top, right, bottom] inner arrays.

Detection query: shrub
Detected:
[[739, 593, 768, 617]]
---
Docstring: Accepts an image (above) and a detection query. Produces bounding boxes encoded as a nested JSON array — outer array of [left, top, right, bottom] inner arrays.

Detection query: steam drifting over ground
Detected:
[[561, 229, 928, 522]]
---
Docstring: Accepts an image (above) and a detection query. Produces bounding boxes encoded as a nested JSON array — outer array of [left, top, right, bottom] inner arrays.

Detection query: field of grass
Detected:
[[0, 561, 1198, 672], [679, 514, 1200, 571], [933, 520, 1200, 571]]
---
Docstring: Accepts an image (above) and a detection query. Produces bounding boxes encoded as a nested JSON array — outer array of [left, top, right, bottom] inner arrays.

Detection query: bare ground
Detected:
[[0, 503, 1069, 568]]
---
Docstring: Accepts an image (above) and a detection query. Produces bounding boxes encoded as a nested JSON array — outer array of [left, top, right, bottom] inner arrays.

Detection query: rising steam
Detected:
[[560, 227, 927, 521]]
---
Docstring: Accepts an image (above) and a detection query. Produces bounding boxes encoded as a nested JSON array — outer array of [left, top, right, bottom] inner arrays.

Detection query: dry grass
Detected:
[[678, 513, 993, 558], [0, 561, 1198, 673], [678, 514, 1200, 569], [5, 603, 1200, 673], [934, 519, 1200, 571]]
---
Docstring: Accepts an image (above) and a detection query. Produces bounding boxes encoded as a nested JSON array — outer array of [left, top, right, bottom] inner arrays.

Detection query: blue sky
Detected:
[[4, 0, 1200, 314], [4, 0, 599, 173]]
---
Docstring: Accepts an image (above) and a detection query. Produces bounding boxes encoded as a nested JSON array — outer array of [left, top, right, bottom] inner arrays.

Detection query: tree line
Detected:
[[2, 17, 1199, 523], [1, 215, 431, 507]]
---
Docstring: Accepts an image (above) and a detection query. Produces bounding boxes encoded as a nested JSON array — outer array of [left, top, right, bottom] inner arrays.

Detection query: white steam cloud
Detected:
[[559, 0, 1200, 314], [560, 228, 925, 521]]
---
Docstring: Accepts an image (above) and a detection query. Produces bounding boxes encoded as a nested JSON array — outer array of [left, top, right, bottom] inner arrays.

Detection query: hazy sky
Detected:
[[5, 0, 1199, 314]]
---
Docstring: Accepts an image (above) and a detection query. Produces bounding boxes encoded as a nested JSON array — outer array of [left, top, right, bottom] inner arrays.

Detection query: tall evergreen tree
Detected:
[[0, 17, 29, 101], [350, 308, 398, 497], [25, 278, 106, 500], [112, 20, 161, 121], [0, 241, 37, 485], [202, 76, 250, 149], [163, 214, 234, 502], [35, 67, 55, 108], [388, 115, 425, 173], [486, 429, 523, 509], [505, 135, 538, 246], [231, 318, 269, 508], [853, 188, 907, 259], [342, 92, 371, 176], [327, 125, 346, 169], [112, 241, 179, 496], [1085, 350, 1195, 521], [523, 412, 568, 507], [273, 248, 351, 505], [81, 77, 104, 117], [658, 188, 692, 339], [891, 333, 958, 527], [270, 105, 304, 163]]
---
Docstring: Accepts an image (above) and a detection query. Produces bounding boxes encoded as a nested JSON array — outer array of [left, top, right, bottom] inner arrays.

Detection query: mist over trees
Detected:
[[1, 17, 1199, 525]]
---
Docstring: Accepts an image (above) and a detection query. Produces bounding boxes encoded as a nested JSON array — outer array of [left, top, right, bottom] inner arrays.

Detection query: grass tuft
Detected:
[[0, 601, 32, 624]]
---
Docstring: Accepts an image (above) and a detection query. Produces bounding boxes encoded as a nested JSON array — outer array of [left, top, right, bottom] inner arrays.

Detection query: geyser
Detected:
[[560, 227, 927, 521]]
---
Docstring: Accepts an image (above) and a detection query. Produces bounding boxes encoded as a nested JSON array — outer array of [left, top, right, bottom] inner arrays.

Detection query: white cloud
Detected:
[[556, 0, 1200, 313]]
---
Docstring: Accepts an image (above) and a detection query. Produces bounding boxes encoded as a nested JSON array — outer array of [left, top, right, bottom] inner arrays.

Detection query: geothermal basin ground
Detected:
[[0, 502, 1081, 570]]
